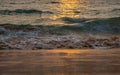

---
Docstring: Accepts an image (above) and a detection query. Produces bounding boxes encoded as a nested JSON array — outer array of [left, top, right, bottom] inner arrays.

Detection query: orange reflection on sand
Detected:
[[0, 49, 120, 75], [52, 49, 87, 53], [50, 49, 88, 58]]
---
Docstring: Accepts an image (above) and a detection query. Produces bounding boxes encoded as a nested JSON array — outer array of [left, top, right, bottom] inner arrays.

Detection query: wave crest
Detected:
[[0, 9, 53, 15]]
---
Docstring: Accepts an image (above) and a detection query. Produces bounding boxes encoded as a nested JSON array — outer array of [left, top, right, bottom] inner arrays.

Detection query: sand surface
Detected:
[[0, 49, 120, 75]]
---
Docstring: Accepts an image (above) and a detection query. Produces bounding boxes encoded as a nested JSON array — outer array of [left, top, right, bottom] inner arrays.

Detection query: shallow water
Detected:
[[0, 49, 120, 75]]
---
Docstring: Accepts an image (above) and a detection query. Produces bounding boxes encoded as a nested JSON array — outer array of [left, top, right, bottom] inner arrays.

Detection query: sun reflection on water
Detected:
[[52, 0, 85, 19]]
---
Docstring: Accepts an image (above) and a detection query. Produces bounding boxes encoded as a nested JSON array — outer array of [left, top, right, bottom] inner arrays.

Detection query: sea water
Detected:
[[0, 0, 120, 50], [0, 0, 119, 25]]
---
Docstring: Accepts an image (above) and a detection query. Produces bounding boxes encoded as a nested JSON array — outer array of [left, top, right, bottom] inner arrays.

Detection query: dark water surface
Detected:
[[0, 49, 120, 75]]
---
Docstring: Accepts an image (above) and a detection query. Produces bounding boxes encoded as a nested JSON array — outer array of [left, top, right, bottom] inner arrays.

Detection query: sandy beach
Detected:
[[0, 49, 120, 75]]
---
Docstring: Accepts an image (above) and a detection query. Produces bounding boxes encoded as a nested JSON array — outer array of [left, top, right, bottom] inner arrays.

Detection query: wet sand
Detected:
[[0, 49, 120, 75]]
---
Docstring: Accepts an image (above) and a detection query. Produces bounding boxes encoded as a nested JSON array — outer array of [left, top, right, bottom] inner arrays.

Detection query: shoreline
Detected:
[[0, 35, 120, 50], [0, 24, 120, 50], [0, 48, 120, 51]]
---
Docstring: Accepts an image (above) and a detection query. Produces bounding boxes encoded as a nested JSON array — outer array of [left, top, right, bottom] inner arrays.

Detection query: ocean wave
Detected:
[[111, 8, 120, 12], [47, 1, 61, 4], [0, 18, 120, 50], [0, 9, 53, 15], [60, 17, 90, 23], [60, 17, 120, 25], [0, 17, 120, 35], [0, 25, 120, 50], [86, 17, 120, 25], [56, 17, 120, 34], [0, 33, 120, 50]]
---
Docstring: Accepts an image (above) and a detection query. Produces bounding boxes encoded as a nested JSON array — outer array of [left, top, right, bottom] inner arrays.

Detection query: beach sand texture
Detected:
[[0, 49, 120, 75]]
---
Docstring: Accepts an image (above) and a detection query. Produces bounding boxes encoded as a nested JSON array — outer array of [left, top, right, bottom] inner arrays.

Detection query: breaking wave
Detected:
[[0, 17, 120, 50]]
